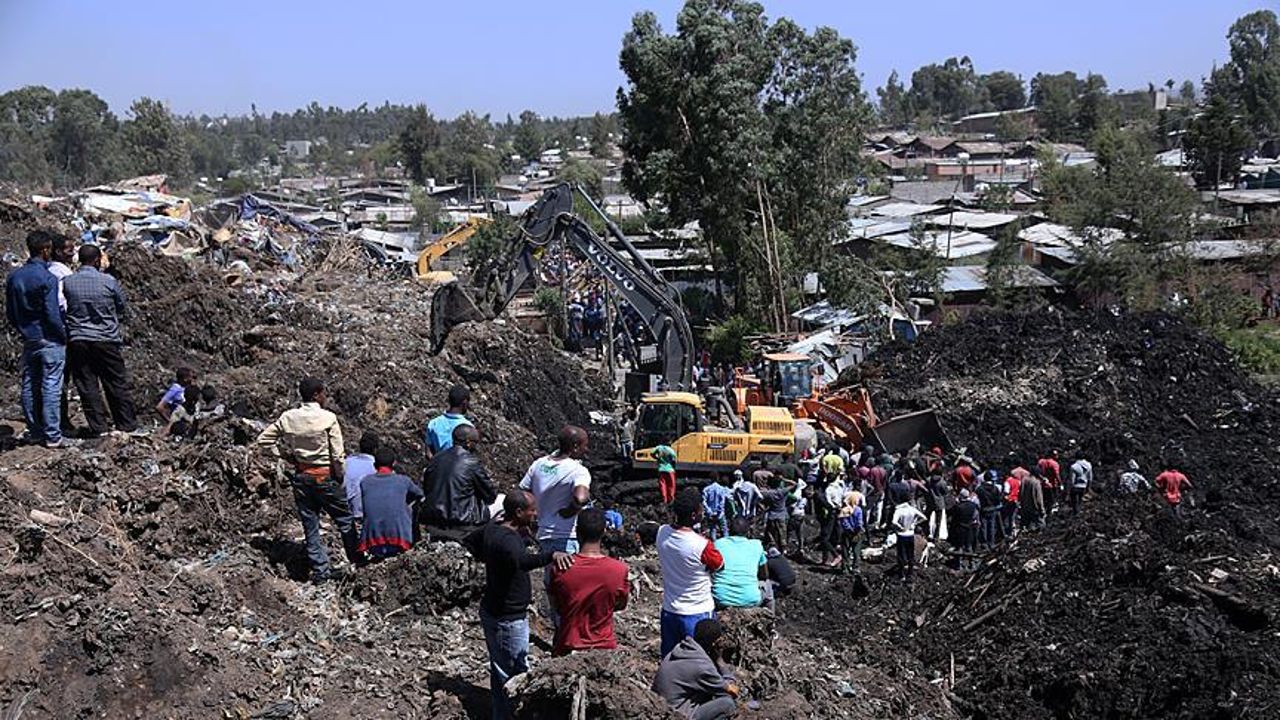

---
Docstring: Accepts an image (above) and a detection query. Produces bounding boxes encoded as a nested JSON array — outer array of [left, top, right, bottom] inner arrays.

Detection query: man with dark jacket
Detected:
[[466, 490, 573, 720], [976, 472, 1004, 549], [62, 245, 139, 437], [423, 424, 498, 538], [6, 231, 72, 447]]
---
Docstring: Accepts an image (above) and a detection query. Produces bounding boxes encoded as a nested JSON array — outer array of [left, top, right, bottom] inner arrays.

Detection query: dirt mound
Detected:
[[349, 542, 485, 614], [862, 309, 1280, 538], [508, 649, 679, 720]]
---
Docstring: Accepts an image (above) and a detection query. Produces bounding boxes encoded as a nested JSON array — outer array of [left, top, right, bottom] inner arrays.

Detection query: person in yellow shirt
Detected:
[[256, 377, 360, 583]]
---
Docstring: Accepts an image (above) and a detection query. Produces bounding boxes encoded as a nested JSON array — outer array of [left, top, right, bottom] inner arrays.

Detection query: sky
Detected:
[[0, 0, 1273, 119]]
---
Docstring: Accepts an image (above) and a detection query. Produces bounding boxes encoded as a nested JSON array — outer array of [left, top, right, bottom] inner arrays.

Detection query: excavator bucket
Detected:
[[869, 409, 953, 455], [429, 282, 489, 352]]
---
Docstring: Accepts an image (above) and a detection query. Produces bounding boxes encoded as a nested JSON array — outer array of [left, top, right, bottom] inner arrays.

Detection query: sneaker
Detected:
[[45, 438, 83, 449]]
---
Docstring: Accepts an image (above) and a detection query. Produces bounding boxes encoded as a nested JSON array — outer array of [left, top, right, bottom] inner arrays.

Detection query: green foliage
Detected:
[[618, 0, 869, 321], [706, 315, 760, 365], [444, 111, 499, 190], [1028, 71, 1115, 142], [679, 286, 719, 325], [1184, 92, 1254, 188], [122, 97, 192, 186], [589, 112, 615, 157], [465, 212, 516, 274], [876, 70, 909, 127], [409, 186, 442, 230], [1211, 10, 1280, 140], [982, 71, 1026, 111], [1217, 325, 1280, 375], [906, 56, 981, 121], [397, 105, 442, 184], [559, 158, 603, 199], [513, 110, 543, 162], [533, 286, 567, 341]]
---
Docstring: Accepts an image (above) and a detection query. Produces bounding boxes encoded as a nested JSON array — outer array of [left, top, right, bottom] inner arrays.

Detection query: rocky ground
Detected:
[[0, 206, 1277, 718]]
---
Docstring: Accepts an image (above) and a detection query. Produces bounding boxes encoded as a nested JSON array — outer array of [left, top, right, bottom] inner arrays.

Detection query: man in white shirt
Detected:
[[519, 424, 591, 626], [657, 487, 725, 658], [891, 501, 927, 584]]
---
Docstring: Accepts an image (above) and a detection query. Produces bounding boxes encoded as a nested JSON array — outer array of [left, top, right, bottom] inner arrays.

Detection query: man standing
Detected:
[[657, 488, 724, 657], [357, 447, 424, 559], [6, 231, 72, 448], [652, 618, 739, 720], [1037, 451, 1062, 514], [423, 424, 499, 536], [891, 500, 927, 583], [1068, 455, 1093, 516], [256, 377, 359, 583], [760, 474, 794, 552], [702, 473, 732, 540], [976, 472, 1004, 549], [548, 508, 629, 656], [655, 443, 678, 504], [951, 489, 980, 560], [468, 491, 573, 720], [48, 235, 75, 438], [520, 425, 592, 625], [62, 245, 139, 437], [424, 384, 473, 460], [1154, 466, 1193, 518], [1019, 468, 1046, 531], [731, 469, 762, 522]]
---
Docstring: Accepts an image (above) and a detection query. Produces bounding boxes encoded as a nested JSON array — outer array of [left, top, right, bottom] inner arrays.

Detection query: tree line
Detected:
[[0, 87, 616, 192]]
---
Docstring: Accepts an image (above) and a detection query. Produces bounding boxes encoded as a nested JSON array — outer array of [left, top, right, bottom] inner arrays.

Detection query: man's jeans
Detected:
[[660, 608, 715, 658], [480, 608, 528, 720], [290, 473, 360, 578], [980, 509, 1003, 548], [21, 342, 65, 444], [540, 536, 578, 628]]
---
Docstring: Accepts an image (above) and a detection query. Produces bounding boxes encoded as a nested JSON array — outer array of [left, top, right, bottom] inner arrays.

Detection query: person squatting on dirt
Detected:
[[1118, 459, 1151, 495], [356, 446, 423, 559], [1154, 465, 1193, 518], [658, 488, 725, 657], [466, 490, 574, 720], [342, 432, 380, 525], [62, 244, 140, 438], [655, 442, 679, 504], [548, 507, 629, 656], [157, 366, 197, 422], [519, 424, 591, 629], [711, 516, 767, 610], [652, 618, 740, 720], [255, 377, 360, 584], [6, 231, 72, 448], [422, 423, 499, 539], [424, 384, 473, 460]]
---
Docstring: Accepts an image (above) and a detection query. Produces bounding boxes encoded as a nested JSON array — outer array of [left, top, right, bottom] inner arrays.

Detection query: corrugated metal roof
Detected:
[[940, 265, 1058, 293], [871, 202, 945, 218], [925, 211, 1019, 230], [879, 230, 997, 259], [843, 217, 912, 241], [1017, 222, 1125, 247], [1185, 239, 1279, 260]]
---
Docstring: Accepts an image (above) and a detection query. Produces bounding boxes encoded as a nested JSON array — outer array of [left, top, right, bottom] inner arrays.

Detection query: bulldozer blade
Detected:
[[429, 281, 490, 353], [870, 410, 953, 455]]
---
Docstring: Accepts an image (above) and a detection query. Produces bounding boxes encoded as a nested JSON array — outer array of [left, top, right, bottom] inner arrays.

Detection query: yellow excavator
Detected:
[[416, 216, 490, 283]]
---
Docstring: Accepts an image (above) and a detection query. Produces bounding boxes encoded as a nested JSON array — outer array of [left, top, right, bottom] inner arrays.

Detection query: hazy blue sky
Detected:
[[0, 1, 1270, 119]]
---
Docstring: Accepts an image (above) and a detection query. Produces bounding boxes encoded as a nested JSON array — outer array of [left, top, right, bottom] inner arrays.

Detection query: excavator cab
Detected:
[[765, 352, 814, 406], [634, 392, 705, 450]]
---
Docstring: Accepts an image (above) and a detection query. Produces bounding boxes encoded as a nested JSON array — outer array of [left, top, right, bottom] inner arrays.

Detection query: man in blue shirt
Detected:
[[5, 231, 73, 448], [701, 473, 732, 540], [425, 384, 473, 459]]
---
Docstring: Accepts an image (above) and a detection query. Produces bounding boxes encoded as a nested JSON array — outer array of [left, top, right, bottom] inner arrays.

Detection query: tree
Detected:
[[981, 71, 1026, 111], [1041, 125, 1200, 308], [512, 109, 543, 162], [1212, 10, 1280, 141], [1179, 79, 1198, 104], [48, 89, 121, 185], [906, 56, 981, 121], [1030, 71, 1081, 141], [445, 111, 500, 193], [1184, 92, 1254, 188], [397, 105, 443, 184], [589, 112, 614, 157], [1076, 73, 1113, 137], [122, 98, 192, 186], [618, 1, 868, 327], [876, 70, 909, 126], [618, 0, 774, 309], [559, 157, 604, 199]]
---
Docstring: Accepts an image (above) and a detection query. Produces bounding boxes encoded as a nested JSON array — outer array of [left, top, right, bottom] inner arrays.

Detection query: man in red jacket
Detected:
[[1154, 467, 1193, 518]]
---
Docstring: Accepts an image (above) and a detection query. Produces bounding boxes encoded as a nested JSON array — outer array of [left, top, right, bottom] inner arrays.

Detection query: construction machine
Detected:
[[416, 216, 490, 283], [428, 184, 799, 475]]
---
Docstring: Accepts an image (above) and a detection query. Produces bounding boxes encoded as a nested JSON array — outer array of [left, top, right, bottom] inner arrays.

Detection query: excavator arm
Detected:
[[429, 183, 695, 389], [416, 216, 490, 278]]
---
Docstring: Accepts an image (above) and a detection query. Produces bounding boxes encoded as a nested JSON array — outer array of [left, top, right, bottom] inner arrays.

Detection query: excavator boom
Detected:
[[428, 184, 695, 389]]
